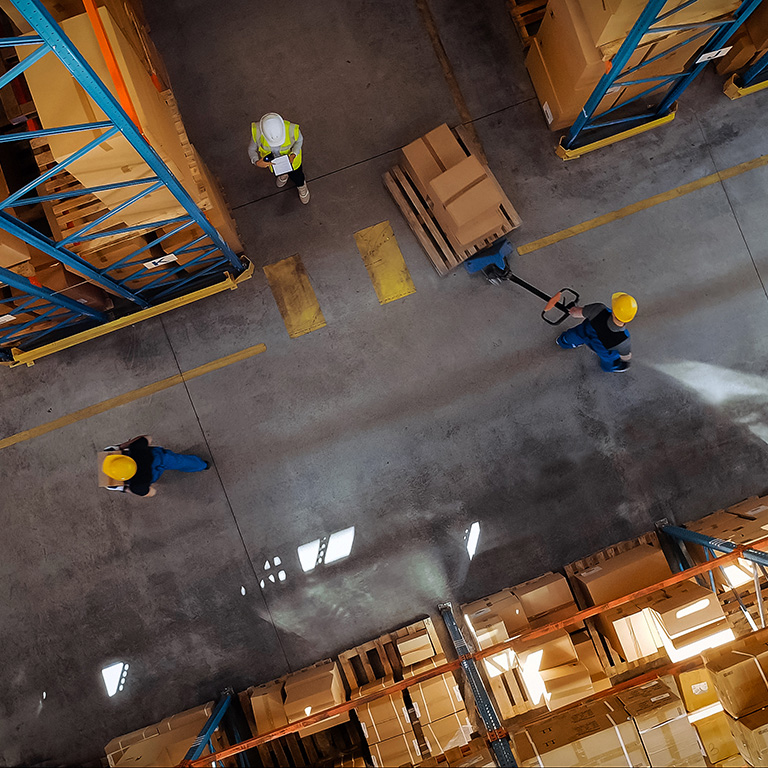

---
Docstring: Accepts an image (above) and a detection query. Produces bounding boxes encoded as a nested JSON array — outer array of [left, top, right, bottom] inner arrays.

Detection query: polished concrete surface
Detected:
[[2, 1, 768, 764]]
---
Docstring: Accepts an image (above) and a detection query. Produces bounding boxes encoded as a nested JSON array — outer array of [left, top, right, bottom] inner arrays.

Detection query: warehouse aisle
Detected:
[[3, 1, 768, 764]]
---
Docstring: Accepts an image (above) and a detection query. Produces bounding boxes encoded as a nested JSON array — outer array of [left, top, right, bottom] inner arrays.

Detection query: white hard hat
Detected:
[[259, 113, 286, 144]]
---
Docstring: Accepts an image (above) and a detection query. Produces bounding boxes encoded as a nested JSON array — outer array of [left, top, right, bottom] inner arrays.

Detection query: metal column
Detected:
[[181, 691, 235, 768], [661, 525, 768, 568], [438, 603, 516, 767], [0, 0, 245, 357], [561, 0, 765, 155]]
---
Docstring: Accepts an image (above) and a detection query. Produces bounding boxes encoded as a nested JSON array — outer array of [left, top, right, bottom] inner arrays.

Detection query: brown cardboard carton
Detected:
[[746, 0, 768, 50], [298, 710, 350, 737], [512, 630, 578, 671], [693, 710, 739, 764], [573, 544, 673, 606], [423, 123, 467, 169], [397, 628, 436, 666], [703, 630, 768, 717], [716, 29, 758, 76], [513, 696, 649, 767], [283, 660, 345, 723], [249, 680, 288, 735], [676, 668, 719, 712], [656, 618, 734, 663], [572, 630, 606, 681], [356, 692, 409, 744], [444, 178, 501, 230], [0, 227, 31, 269], [650, 581, 726, 639], [512, 572, 575, 619], [450, 208, 508, 247], [113, 723, 206, 767], [610, 607, 663, 662], [428, 156, 486, 206], [528, 601, 584, 632], [463, 589, 528, 638], [540, 662, 593, 710], [408, 672, 464, 723], [401, 123, 466, 196], [726, 706, 768, 766], [368, 727, 419, 768], [468, 612, 509, 651], [537, 0, 606, 93], [422, 710, 473, 755], [33, 263, 112, 311]]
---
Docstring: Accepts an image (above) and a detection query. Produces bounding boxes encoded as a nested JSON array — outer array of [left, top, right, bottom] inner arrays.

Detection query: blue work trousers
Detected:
[[557, 320, 623, 372], [149, 447, 207, 484]]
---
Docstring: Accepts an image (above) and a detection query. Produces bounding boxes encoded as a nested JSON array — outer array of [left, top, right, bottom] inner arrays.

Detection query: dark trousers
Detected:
[[286, 164, 305, 187]]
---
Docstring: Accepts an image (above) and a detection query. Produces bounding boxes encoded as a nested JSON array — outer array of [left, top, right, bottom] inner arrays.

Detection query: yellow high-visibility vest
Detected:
[[252, 120, 302, 172]]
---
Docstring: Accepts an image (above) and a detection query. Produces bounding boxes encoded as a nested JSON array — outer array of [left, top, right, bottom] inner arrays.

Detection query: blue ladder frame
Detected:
[[0, 0, 244, 359], [562, 0, 765, 152]]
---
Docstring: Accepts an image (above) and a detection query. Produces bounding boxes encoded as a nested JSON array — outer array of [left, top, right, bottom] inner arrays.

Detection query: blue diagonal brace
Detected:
[[662, 525, 768, 568], [0, 121, 114, 143]]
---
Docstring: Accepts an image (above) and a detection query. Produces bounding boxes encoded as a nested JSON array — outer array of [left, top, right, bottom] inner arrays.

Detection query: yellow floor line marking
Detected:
[[263, 254, 327, 338], [0, 343, 267, 452], [519, 153, 768, 255], [354, 221, 416, 305]]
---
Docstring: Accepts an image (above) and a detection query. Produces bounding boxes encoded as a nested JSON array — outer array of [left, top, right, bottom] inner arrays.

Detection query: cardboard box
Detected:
[[298, 711, 350, 738], [746, 0, 768, 50], [512, 572, 575, 619], [693, 710, 739, 764], [482, 648, 515, 679], [249, 680, 288, 735], [573, 544, 673, 606], [428, 156, 486, 206], [408, 672, 464, 723], [611, 608, 664, 662], [703, 630, 768, 718], [469, 613, 509, 651], [356, 692, 409, 744], [537, 0, 606, 93], [422, 710, 473, 755], [650, 581, 726, 639], [655, 617, 734, 663], [512, 630, 578, 671], [0, 227, 31, 269], [618, 680, 704, 766], [283, 660, 345, 723], [716, 29, 758, 76], [676, 667, 720, 712], [572, 630, 606, 681], [33, 263, 112, 311], [540, 662, 593, 710], [401, 123, 467, 194], [726, 706, 768, 766], [463, 589, 529, 638], [397, 628, 436, 666], [368, 728, 420, 768], [513, 696, 649, 767]]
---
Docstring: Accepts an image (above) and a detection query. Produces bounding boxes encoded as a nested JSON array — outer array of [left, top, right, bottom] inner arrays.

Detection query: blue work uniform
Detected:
[[124, 437, 208, 496], [556, 303, 631, 372]]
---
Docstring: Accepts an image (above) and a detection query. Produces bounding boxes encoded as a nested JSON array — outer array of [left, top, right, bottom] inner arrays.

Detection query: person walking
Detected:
[[556, 292, 637, 373], [249, 112, 310, 204], [101, 435, 209, 497]]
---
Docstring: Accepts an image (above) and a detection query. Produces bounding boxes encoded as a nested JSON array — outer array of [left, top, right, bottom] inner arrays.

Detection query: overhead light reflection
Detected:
[[297, 527, 356, 572], [466, 522, 480, 560], [101, 662, 129, 697]]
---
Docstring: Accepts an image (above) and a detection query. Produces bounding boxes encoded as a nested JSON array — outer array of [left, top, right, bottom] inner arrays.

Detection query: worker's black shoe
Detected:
[[203, 461, 211, 470], [613, 360, 631, 372]]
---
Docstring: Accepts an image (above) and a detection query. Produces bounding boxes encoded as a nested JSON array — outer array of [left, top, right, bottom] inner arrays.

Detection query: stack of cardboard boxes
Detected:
[[355, 686, 420, 768], [717, 2, 768, 76], [399, 124, 519, 272], [676, 667, 741, 765], [704, 629, 768, 766], [525, 0, 741, 131], [282, 660, 349, 737]]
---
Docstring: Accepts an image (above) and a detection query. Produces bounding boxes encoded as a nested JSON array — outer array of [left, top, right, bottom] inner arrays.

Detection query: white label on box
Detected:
[[691, 682, 709, 695], [360, 722, 368, 738], [412, 702, 420, 719], [696, 46, 732, 63], [542, 101, 554, 124], [371, 757, 379, 768], [453, 684, 462, 702], [606, 85, 622, 94], [143, 254, 179, 270], [650, 694, 670, 702], [0, 313, 16, 324]]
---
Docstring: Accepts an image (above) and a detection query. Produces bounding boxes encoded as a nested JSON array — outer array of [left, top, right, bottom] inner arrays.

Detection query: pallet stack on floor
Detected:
[[0, 0, 242, 348], [522, 0, 743, 131]]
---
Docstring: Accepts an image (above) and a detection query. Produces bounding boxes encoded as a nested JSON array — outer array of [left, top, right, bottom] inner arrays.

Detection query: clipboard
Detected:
[[270, 154, 293, 175]]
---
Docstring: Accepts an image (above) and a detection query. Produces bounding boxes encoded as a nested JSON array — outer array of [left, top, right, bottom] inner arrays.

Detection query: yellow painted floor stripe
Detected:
[[519, 153, 768, 255], [263, 254, 327, 339], [0, 343, 266, 452], [354, 221, 416, 305]]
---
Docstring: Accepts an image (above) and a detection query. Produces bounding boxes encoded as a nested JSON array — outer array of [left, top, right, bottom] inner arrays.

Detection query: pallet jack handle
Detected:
[[505, 274, 580, 325]]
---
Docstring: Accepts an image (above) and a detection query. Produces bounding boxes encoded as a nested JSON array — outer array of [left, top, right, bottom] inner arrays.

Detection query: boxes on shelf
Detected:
[[600, 596, 664, 663], [676, 667, 720, 712], [0, 226, 31, 270], [32, 263, 112, 311], [511, 572, 577, 623], [617, 679, 705, 767], [716, 27, 758, 76], [572, 543, 673, 606], [421, 710, 473, 756], [463, 588, 528, 650], [649, 581, 725, 640], [703, 629, 768, 718], [693, 710, 740, 765], [512, 696, 649, 767], [283, 660, 348, 736], [573, 630, 611, 692], [397, 627, 436, 666], [356, 691, 410, 744], [726, 705, 768, 766], [367, 726, 420, 768], [408, 672, 465, 723], [745, 0, 768, 51], [248, 679, 288, 735]]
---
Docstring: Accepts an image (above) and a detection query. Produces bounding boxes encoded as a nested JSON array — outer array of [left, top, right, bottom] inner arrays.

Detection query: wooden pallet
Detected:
[[339, 636, 400, 694], [506, 0, 547, 49]]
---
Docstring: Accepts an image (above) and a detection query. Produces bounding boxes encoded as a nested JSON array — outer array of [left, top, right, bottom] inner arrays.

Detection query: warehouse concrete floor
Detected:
[[3, 0, 768, 764]]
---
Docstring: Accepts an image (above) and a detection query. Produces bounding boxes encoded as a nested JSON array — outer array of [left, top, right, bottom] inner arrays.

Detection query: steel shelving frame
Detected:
[[0, 0, 245, 363], [558, 0, 765, 158], [178, 531, 768, 768], [724, 47, 768, 97]]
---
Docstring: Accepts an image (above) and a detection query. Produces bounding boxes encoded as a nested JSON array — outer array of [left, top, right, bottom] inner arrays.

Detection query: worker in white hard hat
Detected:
[[556, 292, 637, 372], [248, 112, 309, 204]]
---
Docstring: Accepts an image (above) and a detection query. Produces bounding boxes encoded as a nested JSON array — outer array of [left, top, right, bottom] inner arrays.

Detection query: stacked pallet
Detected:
[[717, 3, 768, 76], [524, 0, 741, 131]]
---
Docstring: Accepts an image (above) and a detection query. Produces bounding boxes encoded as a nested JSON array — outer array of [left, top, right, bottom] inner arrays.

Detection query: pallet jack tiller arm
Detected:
[[464, 238, 579, 325]]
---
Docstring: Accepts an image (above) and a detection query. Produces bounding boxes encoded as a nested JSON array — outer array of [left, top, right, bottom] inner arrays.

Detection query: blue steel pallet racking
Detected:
[[0, 0, 246, 363]]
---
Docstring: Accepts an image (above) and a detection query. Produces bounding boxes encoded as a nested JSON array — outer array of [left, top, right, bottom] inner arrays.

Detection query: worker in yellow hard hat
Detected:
[[102, 435, 210, 497], [556, 292, 637, 372]]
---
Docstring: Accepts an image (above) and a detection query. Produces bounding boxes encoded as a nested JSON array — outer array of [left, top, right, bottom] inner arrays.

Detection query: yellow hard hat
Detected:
[[612, 292, 637, 323], [103, 454, 137, 481]]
